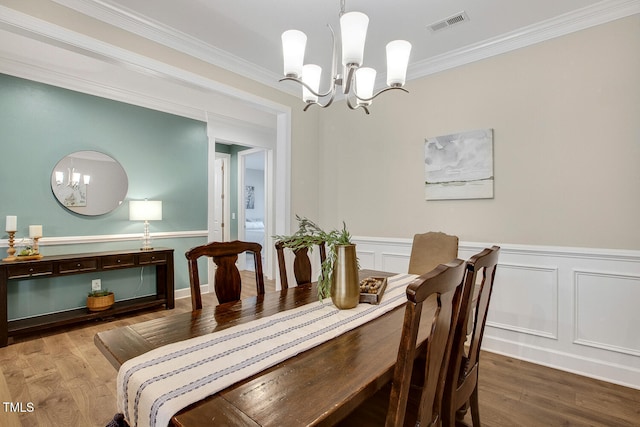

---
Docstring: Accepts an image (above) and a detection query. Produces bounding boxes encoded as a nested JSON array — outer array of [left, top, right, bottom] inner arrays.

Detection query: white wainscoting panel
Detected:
[[356, 250, 376, 270], [488, 263, 558, 339], [574, 270, 640, 357], [380, 252, 410, 274], [352, 236, 640, 390]]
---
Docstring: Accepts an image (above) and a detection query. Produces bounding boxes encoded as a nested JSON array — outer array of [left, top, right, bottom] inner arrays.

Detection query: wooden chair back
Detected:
[[275, 241, 326, 289], [408, 232, 459, 275], [442, 245, 500, 427], [386, 258, 467, 427], [185, 240, 265, 310]]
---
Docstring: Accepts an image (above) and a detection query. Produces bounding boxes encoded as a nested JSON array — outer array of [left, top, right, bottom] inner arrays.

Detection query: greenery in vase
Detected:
[[87, 289, 112, 298], [274, 215, 356, 300]]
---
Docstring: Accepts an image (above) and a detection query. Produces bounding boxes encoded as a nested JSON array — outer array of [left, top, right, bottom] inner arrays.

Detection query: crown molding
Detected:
[[408, 0, 640, 80], [0, 4, 290, 117], [0, 53, 208, 121], [50, 0, 292, 95], [51, 0, 640, 94]]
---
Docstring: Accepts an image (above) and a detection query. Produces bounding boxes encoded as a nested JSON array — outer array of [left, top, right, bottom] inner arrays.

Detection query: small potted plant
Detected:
[[87, 289, 115, 312], [275, 216, 359, 307]]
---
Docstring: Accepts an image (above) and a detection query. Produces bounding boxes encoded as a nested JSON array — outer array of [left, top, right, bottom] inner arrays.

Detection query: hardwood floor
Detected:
[[0, 273, 638, 427]]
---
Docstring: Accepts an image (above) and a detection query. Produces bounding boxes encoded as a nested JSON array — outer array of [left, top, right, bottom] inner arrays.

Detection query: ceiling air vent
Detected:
[[428, 11, 469, 33]]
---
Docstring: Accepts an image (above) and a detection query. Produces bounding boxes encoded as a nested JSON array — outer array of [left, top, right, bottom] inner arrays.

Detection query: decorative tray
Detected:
[[15, 254, 44, 261], [359, 277, 388, 305]]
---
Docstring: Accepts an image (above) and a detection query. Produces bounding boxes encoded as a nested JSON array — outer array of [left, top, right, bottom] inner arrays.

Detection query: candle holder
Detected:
[[32, 236, 41, 256], [2, 231, 17, 262]]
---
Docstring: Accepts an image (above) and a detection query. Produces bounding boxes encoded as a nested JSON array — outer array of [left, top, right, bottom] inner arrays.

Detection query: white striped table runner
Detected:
[[117, 273, 417, 427]]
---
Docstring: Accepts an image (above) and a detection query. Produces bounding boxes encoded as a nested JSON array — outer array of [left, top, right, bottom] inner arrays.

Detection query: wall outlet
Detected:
[[91, 279, 101, 291]]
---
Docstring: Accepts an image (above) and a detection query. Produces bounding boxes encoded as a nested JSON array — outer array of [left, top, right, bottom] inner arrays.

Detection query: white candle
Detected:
[[29, 225, 43, 238], [5, 216, 17, 232]]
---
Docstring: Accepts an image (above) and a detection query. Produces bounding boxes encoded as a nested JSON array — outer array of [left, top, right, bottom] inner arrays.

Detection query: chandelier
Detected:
[[280, 0, 411, 114], [55, 168, 90, 189]]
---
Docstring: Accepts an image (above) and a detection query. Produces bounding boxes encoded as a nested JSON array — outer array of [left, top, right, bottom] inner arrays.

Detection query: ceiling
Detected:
[[49, 0, 634, 96]]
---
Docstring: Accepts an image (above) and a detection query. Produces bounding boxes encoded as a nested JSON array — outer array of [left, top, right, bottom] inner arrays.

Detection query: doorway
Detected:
[[207, 115, 285, 283], [238, 148, 267, 271]]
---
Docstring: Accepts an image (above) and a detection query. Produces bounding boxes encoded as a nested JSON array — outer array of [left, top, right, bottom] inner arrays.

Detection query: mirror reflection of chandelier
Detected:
[[280, 0, 411, 114], [55, 168, 91, 189]]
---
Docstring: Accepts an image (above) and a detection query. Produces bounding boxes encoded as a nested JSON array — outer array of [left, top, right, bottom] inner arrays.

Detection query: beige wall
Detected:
[[318, 15, 640, 250]]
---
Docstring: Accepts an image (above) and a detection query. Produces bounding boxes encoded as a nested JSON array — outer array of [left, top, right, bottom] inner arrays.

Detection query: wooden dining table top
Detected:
[[95, 269, 435, 426]]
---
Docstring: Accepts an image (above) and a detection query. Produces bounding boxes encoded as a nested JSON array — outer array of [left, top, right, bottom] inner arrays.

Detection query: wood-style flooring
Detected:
[[0, 272, 638, 427]]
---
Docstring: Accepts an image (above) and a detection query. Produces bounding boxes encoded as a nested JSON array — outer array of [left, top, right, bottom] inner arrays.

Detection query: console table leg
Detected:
[[0, 277, 8, 347]]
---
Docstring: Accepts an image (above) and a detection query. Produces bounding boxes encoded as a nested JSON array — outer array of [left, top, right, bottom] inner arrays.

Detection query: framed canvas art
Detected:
[[245, 185, 255, 209], [424, 128, 494, 200]]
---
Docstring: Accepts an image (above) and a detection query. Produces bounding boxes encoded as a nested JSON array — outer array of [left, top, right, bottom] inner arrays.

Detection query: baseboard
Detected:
[[175, 284, 209, 300], [482, 336, 640, 391]]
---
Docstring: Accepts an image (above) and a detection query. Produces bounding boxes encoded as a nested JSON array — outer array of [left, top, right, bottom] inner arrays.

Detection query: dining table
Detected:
[[95, 269, 436, 426]]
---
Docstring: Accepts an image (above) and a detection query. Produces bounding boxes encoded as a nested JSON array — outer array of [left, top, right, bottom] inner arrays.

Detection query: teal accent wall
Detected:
[[0, 73, 208, 320]]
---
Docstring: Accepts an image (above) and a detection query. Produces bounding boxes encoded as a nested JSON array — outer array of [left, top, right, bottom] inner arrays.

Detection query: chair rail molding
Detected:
[[0, 230, 208, 247], [352, 236, 640, 390]]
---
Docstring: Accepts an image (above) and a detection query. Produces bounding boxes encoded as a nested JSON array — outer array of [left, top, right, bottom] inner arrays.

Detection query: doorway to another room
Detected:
[[211, 143, 272, 280], [239, 148, 267, 272]]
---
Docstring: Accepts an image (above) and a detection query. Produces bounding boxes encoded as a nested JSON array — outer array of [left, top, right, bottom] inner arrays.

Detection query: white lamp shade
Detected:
[[355, 67, 376, 103], [83, 175, 91, 185], [55, 171, 64, 185], [129, 200, 162, 221], [340, 11, 368, 66], [302, 64, 322, 103], [386, 40, 412, 87], [282, 30, 307, 78]]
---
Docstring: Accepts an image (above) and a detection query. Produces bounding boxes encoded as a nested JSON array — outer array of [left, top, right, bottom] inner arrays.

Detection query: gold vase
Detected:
[[331, 244, 360, 309]]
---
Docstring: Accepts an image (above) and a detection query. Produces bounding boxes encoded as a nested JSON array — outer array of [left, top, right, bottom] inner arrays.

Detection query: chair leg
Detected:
[[469, 384, 481, 427], [455, 402, 468, 425]]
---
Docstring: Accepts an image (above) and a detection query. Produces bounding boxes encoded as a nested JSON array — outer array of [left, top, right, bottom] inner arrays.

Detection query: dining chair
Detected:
[[442, 246, 500, 427], [337, 258, 467, 427], [275, 240, 327, 289], [185, 240, 265, 310], [407, 232, 459, 276]]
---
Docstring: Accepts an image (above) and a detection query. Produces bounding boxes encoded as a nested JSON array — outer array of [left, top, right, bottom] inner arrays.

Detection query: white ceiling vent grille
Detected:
[[428, 11, 469, 33]]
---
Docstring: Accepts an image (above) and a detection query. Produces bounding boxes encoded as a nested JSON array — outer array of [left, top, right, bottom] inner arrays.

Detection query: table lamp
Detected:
[[129, 200, 162, 251]]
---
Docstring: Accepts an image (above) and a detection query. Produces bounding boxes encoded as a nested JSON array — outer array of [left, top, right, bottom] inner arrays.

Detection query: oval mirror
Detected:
[[51, 151, 128, 216]]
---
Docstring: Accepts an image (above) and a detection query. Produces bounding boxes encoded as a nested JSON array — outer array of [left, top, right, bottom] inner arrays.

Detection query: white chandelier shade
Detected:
[[386, 40, 412, 87], [355, 67, 376, 106], [302, 64, 322, 103], [279, 4, 411, 114], [340, 11, 368, 67], [281, 30, 307, 78]]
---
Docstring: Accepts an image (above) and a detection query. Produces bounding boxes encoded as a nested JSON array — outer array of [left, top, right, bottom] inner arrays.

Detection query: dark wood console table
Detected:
[[0, 247, 174, 347]]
